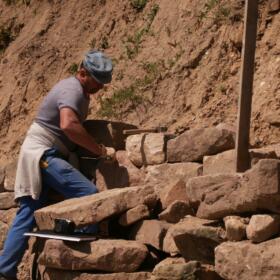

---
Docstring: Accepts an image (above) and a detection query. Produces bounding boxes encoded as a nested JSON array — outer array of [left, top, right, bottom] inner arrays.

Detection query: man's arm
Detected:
[[60, 107, 105, 156]]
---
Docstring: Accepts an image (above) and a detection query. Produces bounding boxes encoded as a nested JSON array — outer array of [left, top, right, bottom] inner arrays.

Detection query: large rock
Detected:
[[40, 266, 151, 280], [34, 186, 156, 230], [119, 204, 150, 226], [38, 239, 148, 272], [159, 200, 194, 223], [246, 214, 280, 243], [162, 227, 180, 256], [151, 258, 222, 280], [145, 162, 202, 196], [159, 180, 190, 209], [167, 127, 235, 163], [215, 238, 280, 280], [0, 208, 18, 227], [186, 173, 241, 210], [3, 161, 17, 192], [143, 133, 167, 165], [130, 220, 171, 251], [223, 216, 248, 241], [0, 221, 9, 250], [94, 151, 145, 191], [126, 133, 171, 167], [203, 148, 277, 175], [196, 159, 280, 219], [0, 192, 17, 210], [171, 216, 225, 264]]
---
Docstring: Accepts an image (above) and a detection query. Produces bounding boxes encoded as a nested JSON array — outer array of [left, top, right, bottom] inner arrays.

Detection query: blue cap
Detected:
[[82, 50, 113, 84]]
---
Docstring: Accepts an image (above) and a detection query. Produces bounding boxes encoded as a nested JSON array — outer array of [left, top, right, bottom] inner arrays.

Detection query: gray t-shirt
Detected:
[[35, 76, 89, 151]]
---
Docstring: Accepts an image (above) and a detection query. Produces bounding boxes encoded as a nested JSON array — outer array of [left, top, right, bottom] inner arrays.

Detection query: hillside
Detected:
[[0, 0, 279, 165]]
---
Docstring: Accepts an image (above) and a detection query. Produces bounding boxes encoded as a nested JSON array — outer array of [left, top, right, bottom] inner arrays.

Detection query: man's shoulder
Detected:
[[55, 76, 82, 91]]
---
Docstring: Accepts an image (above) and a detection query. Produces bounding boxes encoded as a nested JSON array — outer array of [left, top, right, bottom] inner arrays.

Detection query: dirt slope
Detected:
[[0, 0, 279, 165]]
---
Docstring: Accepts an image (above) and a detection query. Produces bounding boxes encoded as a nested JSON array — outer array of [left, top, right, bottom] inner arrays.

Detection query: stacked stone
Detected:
[[2, 120, 280, 280], [0, 161, 18, 253]]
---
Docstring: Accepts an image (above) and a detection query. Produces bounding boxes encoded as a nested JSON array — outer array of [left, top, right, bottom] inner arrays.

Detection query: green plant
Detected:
[[97, 86, 143, 118], [0, 26, 13, 52], [68, 63, 79, 75], [147, 4, 159, 23], [130, 0, 148, 11], [89, 38, 96, 49], [100, 36, 109, 49], [197, 0, 231, 25]]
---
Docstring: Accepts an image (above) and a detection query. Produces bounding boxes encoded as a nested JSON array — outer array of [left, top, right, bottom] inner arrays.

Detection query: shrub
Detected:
[[98, 86, 143, 118], [130, 0, 148, 11], [0, 26, 13, 52]]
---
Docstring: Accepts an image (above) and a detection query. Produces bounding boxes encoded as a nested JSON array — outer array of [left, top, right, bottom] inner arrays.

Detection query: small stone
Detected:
[[119, 204, 150, 226]]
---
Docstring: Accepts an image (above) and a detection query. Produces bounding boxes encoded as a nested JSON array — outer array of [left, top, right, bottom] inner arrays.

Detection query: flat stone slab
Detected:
[[130, 220, 171, 251], [167, 127, 235, 163], [203, 148, 277, 175], [35, 186, 156, 230], [215, 238, 280, 280], [171, 216, 225, 264], [39, 266, 151, 280], [38, 239, 148, 272], [189, 160, 280, 220], [119, 204, 150, 226]]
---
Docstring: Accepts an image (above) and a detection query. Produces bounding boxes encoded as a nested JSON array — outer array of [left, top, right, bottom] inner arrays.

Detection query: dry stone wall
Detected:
[[1, 124, 280, 279]]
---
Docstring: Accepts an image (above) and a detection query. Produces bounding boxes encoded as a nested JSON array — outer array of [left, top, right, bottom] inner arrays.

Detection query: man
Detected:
[[0, 50, 113, 280]]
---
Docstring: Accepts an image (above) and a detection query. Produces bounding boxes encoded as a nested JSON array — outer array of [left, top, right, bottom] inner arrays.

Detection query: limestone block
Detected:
[[167, 127, 235, 163], [159, 200, 194, 223], [172, 216, 225, 264], [35, 186, 156, 230], [39, 266, 151, 280], [38, 239, 148, 272], [119, 204, 150, 226], [126, 134, 145, 167], [143, 133, 166, 165], [246, 214, 280, 243], [0, 208, 18, 226], [144, 162, 202, 195], [203, 148, 277, 175], [215, 238, 280, 280], [130, 220, 171, 251], [196, 159, 280, 220], [223, 216, 248, 241]]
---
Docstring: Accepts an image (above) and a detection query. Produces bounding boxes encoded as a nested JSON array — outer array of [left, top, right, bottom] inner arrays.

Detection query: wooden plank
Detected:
[[235, 0, 259, 172]]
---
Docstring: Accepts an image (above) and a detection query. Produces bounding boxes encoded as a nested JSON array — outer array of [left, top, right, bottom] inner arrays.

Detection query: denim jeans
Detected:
[[0, 148, 98, 278]]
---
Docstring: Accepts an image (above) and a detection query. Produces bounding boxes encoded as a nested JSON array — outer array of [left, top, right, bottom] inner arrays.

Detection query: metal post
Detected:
[[235, 0, 259, 172]]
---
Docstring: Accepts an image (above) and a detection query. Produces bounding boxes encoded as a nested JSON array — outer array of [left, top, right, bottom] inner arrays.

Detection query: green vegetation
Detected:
[[100, 36, 109, 49], [97, 86, 143, 118], [197, 0, 231, 25], [124, 4, 160, 59], [130, 0, 148, 11], [89, 38, 96, 49], [98, 60, 163, 118], [0, 26, 13, 52], [68, 63, 79, 75]]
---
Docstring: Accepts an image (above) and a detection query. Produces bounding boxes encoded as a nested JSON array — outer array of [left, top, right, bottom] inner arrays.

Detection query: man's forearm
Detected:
[[63, 120, 103, 156]]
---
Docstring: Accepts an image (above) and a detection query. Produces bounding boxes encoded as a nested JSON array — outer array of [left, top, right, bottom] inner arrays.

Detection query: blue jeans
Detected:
[[0, 148, 98, 278]]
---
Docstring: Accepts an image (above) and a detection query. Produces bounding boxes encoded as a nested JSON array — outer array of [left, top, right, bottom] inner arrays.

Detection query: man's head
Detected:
[[77, 50, 113, 94]]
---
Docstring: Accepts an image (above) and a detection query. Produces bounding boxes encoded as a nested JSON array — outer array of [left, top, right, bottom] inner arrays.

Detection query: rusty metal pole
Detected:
[[235, 0, 259, 172]]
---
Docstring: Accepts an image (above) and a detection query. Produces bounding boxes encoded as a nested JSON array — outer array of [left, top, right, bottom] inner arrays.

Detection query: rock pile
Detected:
[[1, 122, 280, 280]]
